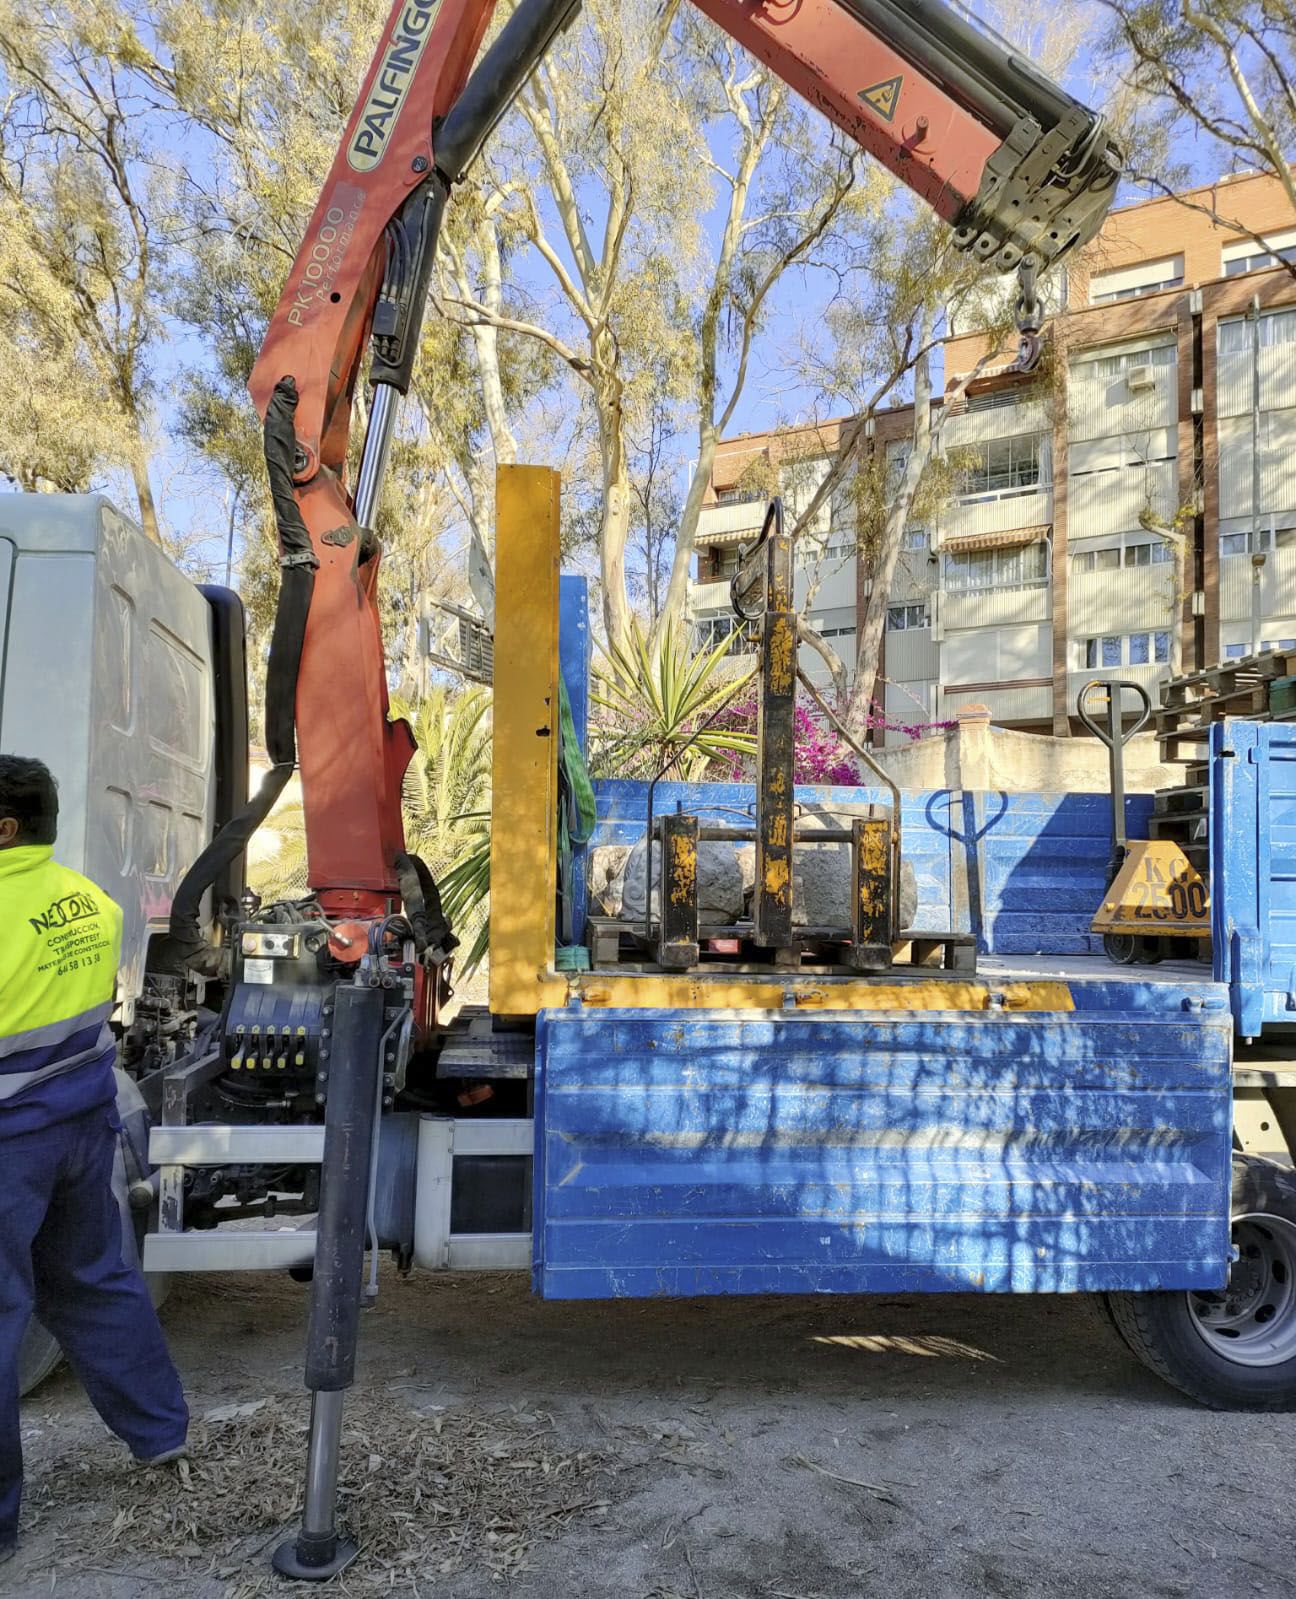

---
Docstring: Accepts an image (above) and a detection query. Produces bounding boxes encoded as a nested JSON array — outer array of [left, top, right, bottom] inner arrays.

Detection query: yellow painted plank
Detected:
[[488, 466, 568, 1017], [565, 975, 1074, 1013]]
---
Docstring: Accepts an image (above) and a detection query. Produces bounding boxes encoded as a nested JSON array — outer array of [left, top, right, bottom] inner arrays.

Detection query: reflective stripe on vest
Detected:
[[0, 1001, 115, 1101]]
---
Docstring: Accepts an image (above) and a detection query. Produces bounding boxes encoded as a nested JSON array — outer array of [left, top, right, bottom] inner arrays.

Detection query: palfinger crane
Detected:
[[159, 0, 1122, 1577]]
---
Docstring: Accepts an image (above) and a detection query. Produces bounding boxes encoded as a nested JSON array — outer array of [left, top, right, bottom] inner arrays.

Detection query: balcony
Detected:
[[686, 577, 734, 616], [943, 398, 1051, 448], [1219, 545, 1296, 623], [1068, 564, 1175, 637], [940, 583, 1051, 633], [1066, 663, 1169, 717], [885, 628, 939, 683], [1068, 362, 1178, 443], [940, 682, 1053, 724], [1216, 343, 1296, 419], [696, 500, 769, 543], [940, 486, 1052, 540], [1067, 461, 1178, 539], [1216, 411, 1296, 521]]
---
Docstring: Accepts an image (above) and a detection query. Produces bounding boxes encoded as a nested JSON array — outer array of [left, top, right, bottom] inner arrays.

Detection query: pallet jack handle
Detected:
[[1076, 678, 1151, 886]]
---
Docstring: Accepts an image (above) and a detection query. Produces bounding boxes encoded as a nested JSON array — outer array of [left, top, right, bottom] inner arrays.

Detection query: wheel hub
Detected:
[[1189, 1213, 1296, 1367]]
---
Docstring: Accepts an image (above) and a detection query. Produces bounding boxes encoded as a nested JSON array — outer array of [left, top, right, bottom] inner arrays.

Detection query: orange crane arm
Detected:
[[246, 0, 1119, 911]]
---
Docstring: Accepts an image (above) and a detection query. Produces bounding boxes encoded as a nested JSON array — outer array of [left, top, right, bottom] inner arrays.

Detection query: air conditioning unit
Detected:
[[1126, 364, 1156, 392]]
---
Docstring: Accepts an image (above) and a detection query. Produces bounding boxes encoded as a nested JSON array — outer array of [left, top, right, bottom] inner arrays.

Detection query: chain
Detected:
[[1014, 254, 1044, 373]]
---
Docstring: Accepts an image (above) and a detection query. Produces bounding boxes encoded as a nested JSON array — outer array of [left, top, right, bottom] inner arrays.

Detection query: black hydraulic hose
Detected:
[[434, 0, 582, 184], [158, 379, 317, 975]]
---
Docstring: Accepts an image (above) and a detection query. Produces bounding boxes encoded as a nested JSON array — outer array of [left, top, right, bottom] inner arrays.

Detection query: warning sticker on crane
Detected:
[[859, 75, 902, 123]]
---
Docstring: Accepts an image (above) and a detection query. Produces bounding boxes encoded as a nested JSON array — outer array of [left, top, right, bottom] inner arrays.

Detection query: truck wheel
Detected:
[[1106, 1156, 1296, 1410], [18, 1320, 62, 1397]]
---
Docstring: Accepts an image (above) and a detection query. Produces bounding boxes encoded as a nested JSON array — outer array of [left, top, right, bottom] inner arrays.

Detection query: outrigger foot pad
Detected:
[[272, 1532, 359, 1582]]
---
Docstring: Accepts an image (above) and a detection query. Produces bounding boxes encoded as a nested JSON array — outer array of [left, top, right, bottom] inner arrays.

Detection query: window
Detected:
[[966, 384, 1040, 414], [1089, 256, 1184, 306], [885, 441, 912, 493], [944, 541, 1049, 593], [1125, 540, 1173, 567], [1072, 548, 1121, 575], [957, 433, 1050, 500], [1221, 526, 1296, 556], [715, 485, 766, 506], [886, 603, 928, 631], [1219, 308, 1296, 354], [1083, 631, 1170, 668], [1073, 341, 1177, 382], [1223, 228, 1296, 278], [1225, 639, 1296, 658], [694, 617, 757, 653], [902, 527, 928, 552], [819, 624, 857, 640]]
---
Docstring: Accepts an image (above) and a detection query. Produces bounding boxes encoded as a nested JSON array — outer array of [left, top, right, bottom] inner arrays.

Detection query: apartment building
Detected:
[[690, 418, 859, 683], [688, 171, 1296, 738]]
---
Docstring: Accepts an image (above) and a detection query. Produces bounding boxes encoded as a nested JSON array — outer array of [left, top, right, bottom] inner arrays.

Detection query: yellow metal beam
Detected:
[[488, 466, 568, 1017], [563, 974, 1074, 1012]]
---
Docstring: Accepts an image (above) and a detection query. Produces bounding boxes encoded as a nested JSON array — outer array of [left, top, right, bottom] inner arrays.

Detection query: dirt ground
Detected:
[[8, 1269, 1296, 1599]]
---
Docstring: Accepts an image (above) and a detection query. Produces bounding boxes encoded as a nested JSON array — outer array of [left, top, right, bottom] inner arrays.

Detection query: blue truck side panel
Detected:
[[533, 999, 1232, 1300], [559, 576, 592, 949], [592, 781, 1152, 957], [1212, 718, 1296, 1036]]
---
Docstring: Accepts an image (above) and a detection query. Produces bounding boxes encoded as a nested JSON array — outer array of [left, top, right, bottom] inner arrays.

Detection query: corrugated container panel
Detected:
[[533, 1002, 1231, 1298], [1212, 719, 1296, 1036]]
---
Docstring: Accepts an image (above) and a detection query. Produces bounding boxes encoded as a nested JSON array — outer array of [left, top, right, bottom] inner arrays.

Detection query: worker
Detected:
[[0, 756, 188, 1563]]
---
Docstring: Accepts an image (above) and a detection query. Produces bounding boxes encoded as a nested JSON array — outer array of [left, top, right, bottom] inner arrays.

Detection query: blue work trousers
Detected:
[[1, 1105, 188, 1544]]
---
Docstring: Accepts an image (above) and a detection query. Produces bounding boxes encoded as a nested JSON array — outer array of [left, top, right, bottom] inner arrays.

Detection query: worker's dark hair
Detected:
[[0, 755, 58, 845]]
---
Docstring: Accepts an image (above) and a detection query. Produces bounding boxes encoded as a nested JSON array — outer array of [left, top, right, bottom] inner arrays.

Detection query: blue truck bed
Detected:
[[533, 968, 1233, 1300]]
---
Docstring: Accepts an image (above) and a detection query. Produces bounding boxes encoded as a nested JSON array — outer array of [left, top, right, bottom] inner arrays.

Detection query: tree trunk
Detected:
[[130, 434, 162, 546], [597, 360, 633, 651], [845, 317, 936, 738], [655, 424, 718, 642]]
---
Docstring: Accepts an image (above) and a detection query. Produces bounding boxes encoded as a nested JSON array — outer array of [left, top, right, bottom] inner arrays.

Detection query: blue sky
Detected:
[[101, 0, 1241, 583]]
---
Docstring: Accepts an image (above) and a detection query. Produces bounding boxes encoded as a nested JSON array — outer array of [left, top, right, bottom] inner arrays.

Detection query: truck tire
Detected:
[[18, 1320, 63, 1397], [1106, 1156, 1296, 1410]]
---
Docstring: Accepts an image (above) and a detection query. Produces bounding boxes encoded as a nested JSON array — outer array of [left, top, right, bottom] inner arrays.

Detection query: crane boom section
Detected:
[[245, 0, 1119, 905]]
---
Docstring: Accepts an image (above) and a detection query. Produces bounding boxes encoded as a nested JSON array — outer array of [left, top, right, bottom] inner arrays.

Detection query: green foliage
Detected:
[[590, 621, 757, 781]]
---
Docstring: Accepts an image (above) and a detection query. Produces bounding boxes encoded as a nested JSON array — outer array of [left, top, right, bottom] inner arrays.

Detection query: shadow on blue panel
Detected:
[[533, 1000, 1231, 1304]]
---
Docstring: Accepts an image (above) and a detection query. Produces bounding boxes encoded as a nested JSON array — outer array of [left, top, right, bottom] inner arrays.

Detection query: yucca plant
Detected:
[[591, 620, 758, 780]]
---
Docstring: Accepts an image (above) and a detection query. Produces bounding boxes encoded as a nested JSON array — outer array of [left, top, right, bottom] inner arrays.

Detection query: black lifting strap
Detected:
[[393, 852, 458, 961]]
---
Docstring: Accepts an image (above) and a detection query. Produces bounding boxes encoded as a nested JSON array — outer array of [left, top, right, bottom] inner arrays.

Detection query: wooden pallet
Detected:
[[585, 917, 975, 974]]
